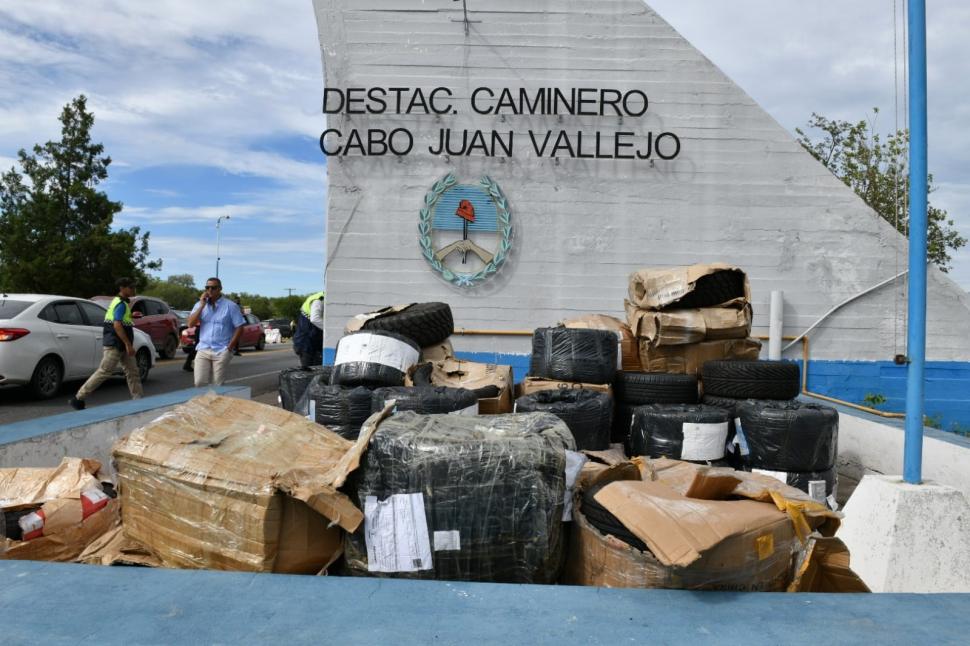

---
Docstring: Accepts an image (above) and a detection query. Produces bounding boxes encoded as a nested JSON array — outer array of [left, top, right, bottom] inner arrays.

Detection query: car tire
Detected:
[[737, 400, 838, 471], [529, 327, 617, 384], [360, 302, 454, 347], [136, 349, 152, 383], [371, 386, 479, 415], [629, 404, 731, 461], [29, 355, 63, 399], [614, 371, 698, 405], [256, 335, 265, 351], [515, 389, 613, 450], [331, 331, 421, 388], [670, 268, 747, 308], [701, 360, 800, 400], [160, 334, 179, 360]]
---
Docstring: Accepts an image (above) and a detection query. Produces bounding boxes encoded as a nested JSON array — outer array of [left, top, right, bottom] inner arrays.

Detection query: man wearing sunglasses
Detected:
[[186, 277, 245, 387]]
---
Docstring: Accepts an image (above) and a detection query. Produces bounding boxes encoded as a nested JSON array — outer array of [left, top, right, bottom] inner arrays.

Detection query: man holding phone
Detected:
[[187, 277, 245, 387]]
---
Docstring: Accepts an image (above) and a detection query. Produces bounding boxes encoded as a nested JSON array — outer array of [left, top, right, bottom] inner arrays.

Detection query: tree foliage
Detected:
[[142, 275, 199, 310], [0, 95, 160, 295], [796, 109, 966, 272], [142, 273, 312, 322]]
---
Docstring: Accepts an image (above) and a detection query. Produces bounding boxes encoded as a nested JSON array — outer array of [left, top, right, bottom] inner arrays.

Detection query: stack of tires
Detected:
[[279, 365, 332, 415], [701, 360, 839, 506], [515, 327, 616, 450], [612, 372, 702, 452]]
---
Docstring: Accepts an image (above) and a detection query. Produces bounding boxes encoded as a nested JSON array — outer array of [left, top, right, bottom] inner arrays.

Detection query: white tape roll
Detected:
[[680, 421, 729, 461], [334, 333, 419, 373]]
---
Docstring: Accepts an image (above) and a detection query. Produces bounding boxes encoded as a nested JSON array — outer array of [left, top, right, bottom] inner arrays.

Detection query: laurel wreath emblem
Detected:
[[418, 173, 513, 287]]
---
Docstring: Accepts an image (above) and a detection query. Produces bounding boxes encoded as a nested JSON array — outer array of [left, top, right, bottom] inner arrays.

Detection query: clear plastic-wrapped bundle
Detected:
[[737, 400, 838, 472], [279, 365, 333, 414], [371, 386, 479, 415], [629, 404, 730, 462], [344, 411, 575, 583], [331, 330, 420, 388], [529, 327, 617, 384], [514, 389, 612, 451], [306, 379, 374, 440]]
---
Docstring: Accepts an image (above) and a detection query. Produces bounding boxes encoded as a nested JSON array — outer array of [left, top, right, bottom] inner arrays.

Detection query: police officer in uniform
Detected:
[[69, 277, 143, 409], [292, 291, 325, 367]]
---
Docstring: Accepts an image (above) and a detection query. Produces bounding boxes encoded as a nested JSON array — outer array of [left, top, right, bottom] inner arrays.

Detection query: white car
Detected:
[[0, 294, 156, 399]]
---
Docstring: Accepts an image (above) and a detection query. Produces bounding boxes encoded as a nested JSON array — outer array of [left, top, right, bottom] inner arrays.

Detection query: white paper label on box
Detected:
[[826, 495, 839, 511], [808, 480, 827, 503], [334, 332, 420, 372], [734, 418, 750, 456], [19, 511, 44, 535], [449, 402, 479, 416], [364, 493, 433, 573], [82, 488, 109, 504], [680, 422, 729, 461], [562, 450, 588, 521], [433, 530, 461, 551], [306, 399, 315, 421], [753, 469, 788, 484]]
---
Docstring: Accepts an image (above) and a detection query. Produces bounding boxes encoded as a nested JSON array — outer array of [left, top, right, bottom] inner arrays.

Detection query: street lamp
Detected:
[[216, 215, 230, 278]]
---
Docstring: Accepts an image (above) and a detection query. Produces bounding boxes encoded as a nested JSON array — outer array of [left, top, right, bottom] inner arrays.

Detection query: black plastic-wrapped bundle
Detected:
[[737, 400, 838, 472], [345, 411, 575, 583], [612, 402, 638, 446], [371, 386, 479, 415], [279, 365, 333, 414], [331, 330, 421, 388], [529, 327, 617, 384], [305, 379, 374, 440], [629, 404, 730, 462], [514, 389, 612, 451]]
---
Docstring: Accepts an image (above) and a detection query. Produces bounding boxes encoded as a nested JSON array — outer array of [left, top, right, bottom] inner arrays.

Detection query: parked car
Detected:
[[260, 318, 293, 339], [0, 294, 156, 399], [173, 310, 191, 333], [91, 295, 181, 360], [181, 313, 266, 354]]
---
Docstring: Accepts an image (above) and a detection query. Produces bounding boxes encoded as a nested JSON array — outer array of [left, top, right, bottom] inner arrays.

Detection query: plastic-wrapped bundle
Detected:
[[753, 466, 838, 506], [371, 386, 479, 415], [345, 411, 575, 583], [279, 365, 333, 414], [306, 380, 374, 440], [331, 331, 420, 388], [629, 404, 730, 461], [529, 327, 617, 384], [514, 389, 612, 451], [737, 400, 838, 472]]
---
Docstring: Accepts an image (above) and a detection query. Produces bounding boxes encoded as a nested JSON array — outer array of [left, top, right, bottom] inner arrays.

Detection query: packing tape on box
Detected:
[[335, 333, 420, 373], [680, 421, 729, 461]]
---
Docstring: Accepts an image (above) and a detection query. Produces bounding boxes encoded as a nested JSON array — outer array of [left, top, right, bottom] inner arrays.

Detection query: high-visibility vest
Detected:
[[102, 296, 134, 349], [301, 292, 325, 316]]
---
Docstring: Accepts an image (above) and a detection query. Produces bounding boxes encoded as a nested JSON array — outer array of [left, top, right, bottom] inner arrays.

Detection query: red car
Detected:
[[91, 295, 181, 359], [181, 313, 265, 353]]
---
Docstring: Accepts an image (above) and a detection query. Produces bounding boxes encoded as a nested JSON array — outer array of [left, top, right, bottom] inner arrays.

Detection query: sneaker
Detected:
[[69, 397, 86, 410]]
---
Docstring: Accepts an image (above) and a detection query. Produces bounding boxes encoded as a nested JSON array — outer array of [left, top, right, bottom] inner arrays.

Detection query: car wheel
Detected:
[[256, 335, 265, 351], [136, 348, 152, 383], [30, 355, 63, 400], [160, 334, 179, 360]]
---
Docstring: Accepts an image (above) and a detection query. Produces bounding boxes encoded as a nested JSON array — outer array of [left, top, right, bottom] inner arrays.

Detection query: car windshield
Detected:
[[0, 299, 32, 319]]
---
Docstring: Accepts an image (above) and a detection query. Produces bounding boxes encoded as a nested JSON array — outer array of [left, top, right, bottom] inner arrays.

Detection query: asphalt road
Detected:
[[0, 341, 298, 425]]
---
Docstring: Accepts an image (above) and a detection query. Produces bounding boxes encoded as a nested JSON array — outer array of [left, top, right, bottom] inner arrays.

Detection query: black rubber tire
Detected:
[[614, 371, 698, 405], [515, 389, 612, 451], [581, 482, 647, 552], [307, 382, 375, 440], [136, 349, 152, 383], [160, 334, 179, 360], [279, 365, 333, 412], [612, 402, 638, 446], [331, 330, 421, 388], [702, 360, 800, 400], [529, 327, 617, 384], [700, 394, 744, 418], [29, 355, 63, 399], [700, 394, 743, 461], [372, 386, 479, 415], [630, 404, 730, 461], [256, 335, 265, 351], [361, 302, 453, 347], [737, 400, 838, 472], [671, 268, 747, 309]]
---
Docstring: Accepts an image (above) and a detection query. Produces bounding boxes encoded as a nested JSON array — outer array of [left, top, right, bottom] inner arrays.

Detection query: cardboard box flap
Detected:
[[0, 458, 103, 509], [593, 479, 788, 567], [788, 536, 871, 593], [344, 303, 415, 334], [407, 359, 512, 392], [628, 263, 750, 310], [625, 300, 752, 346], [77, 525, 163, 567], [3, 499, 119, 563]]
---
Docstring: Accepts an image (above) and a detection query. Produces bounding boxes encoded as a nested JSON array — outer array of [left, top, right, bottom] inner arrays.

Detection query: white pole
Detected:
[[768, 290, 783, 360]]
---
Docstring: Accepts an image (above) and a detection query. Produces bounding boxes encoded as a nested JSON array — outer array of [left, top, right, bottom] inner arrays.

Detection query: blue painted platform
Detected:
[[0, 561, 967, 645]]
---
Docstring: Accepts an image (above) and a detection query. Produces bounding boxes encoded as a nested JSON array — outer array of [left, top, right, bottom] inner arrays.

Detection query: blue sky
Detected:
[[1, 1, 968, 295]]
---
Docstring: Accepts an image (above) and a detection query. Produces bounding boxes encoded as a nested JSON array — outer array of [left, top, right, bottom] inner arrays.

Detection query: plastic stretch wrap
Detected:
[[345, 411, 575, 583], [529, 327, 617, 384], [514, 389, 612, 451], [629, 404, 730, 461], [612, 402, 637, 445], [737, 400, 838, 472], [306, 380, 374, 440], [331, 331, 420, 388], [279, 365, 332, 414], [700, 394, 742, 458], [112, 393, 365, 573], [371, 386, 479, 415], [753, 467, 838, 504]]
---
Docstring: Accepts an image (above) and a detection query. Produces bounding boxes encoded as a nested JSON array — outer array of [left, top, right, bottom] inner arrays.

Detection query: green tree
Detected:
[[0, 95, 160, 295], [272, 294, 308, 323], [796, 109, 966, 272], [142, 274, 199, 310]]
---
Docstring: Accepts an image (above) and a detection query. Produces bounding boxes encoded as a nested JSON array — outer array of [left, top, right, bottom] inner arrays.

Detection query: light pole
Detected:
[[216, 215, 230, 278]]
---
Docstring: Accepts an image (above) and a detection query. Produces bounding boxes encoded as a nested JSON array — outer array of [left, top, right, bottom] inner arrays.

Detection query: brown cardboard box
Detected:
[[628, 263, 750, 310], [516, 377, 613, 398], [420, 338, 454, 362], [638, 338, 762, 374], [788, 536, 870, 593], [561, 314, 640, 371], [406, 359, 513, 414], [625, 300, 752, 347], [113, 393, 386, 573]]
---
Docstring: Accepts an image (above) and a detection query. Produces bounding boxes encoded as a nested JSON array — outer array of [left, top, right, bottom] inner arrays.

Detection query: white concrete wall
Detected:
[[313, 0, 970, 362]]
